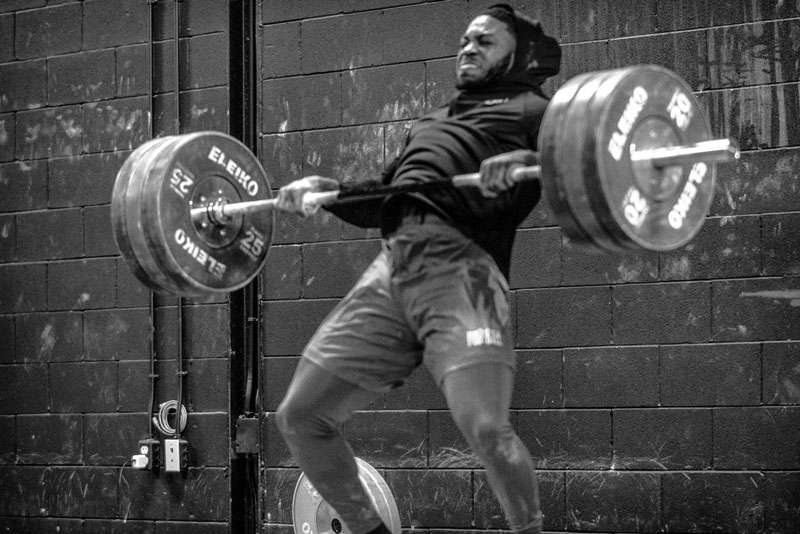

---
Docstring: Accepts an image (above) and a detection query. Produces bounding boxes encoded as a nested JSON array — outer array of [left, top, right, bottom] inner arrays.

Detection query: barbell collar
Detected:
[[631, 137, 740, 168]]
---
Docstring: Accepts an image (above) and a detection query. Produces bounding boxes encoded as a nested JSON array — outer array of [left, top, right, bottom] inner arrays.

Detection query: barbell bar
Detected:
[[188, 166, 542, 222], [630, 138, 739, 166], [189, 138, 738, 224], [111, 64, 742, 297]]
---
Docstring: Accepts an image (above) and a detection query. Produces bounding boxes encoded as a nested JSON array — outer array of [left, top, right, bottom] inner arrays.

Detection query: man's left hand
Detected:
[[478, 149, 539, 197]]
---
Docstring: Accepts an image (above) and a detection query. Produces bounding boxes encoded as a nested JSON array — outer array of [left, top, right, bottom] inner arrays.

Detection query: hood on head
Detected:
[[480, 3, 561, 88]]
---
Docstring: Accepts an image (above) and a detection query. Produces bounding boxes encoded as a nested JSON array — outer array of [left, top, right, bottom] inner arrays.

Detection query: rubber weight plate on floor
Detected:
[[292, 458, 401, 534]]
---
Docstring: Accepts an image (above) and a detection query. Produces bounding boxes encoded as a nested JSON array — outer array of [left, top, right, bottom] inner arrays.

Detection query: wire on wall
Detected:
[[173, 0, 188, 441], [146, 0, 159, 442]]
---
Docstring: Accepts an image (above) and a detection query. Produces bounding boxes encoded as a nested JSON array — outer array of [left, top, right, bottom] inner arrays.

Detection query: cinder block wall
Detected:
[[0, 1, 235, 532], [258, 1, 800, 533]]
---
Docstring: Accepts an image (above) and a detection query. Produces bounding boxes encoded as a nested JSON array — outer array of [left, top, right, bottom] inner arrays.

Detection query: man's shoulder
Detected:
[[471, 91, 550, 115], [506, 90, 550, 112], [421, 91, 548, 116], [420, 105, 450, 121]]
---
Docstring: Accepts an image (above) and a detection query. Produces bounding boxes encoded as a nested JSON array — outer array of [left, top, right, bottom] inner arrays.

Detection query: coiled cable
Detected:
[[152, 400, 188, 436]]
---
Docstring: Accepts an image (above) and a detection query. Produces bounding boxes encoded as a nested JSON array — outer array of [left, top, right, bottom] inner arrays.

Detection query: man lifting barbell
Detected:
[[274, 5, 559, 534], [110, 3, 741, 533]]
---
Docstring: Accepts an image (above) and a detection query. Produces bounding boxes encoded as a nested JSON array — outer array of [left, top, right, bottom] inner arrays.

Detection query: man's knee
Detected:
[[275, 398, 315, 439], [275, 397, 338, 442], [459, 414, 517, 458]]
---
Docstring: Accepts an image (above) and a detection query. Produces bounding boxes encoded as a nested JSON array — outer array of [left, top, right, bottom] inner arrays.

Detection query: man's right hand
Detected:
[[275, 176, 340, 216], [478, 149, 540, 198]]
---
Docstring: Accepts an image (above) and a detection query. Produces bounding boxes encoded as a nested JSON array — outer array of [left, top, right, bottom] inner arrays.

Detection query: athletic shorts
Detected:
[[303, 217, 515, 392]]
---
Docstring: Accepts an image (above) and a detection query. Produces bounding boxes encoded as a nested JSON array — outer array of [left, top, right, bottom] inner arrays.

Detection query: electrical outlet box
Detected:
[[164, 439, 190, 473], [135, 438, 161, 472]]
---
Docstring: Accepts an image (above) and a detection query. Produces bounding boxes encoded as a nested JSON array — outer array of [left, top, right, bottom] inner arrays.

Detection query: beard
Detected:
[[455, 51, 515, 90]]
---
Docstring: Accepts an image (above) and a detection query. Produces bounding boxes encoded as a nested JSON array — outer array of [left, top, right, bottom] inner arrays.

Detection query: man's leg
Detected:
[[441, 362, 542, 534], [275, 358, 386, 534]]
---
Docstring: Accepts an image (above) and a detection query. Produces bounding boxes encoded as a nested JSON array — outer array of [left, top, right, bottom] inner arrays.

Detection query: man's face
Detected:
[[456, 15, 516, 89]]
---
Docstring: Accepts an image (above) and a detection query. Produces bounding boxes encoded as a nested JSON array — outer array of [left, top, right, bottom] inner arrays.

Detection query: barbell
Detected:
[[111, 65, 740, 298]]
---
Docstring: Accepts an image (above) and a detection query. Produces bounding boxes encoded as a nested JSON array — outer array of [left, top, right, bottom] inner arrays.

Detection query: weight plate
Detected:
[[127, 135, 194, 296], [571, 66, 641, 252], [538, 70, 600, 248], [557, 67, 634, 252], [292, 458, 401, 534], [586, 65, 715, 250], [140, 131, 273, 296], [111, 137, 158, 288], [111, 136, 179, 293]]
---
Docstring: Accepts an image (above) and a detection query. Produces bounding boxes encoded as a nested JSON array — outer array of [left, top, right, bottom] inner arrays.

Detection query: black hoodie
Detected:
[[327, 4, 561, 278]]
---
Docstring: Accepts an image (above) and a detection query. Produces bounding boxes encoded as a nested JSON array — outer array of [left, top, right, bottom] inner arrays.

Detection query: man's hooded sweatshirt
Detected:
[[326, 4, 561, 278]]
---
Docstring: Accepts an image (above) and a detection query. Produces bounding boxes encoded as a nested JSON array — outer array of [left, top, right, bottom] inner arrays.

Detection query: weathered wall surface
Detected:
[[2, 0, 798, 532], [258, 1, 800, 533], [0, 0, 234, 532]]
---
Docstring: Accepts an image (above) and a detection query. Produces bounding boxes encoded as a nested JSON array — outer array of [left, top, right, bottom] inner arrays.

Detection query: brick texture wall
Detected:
[[258, 1, 800, 533], [0, 0, 235, 532]]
